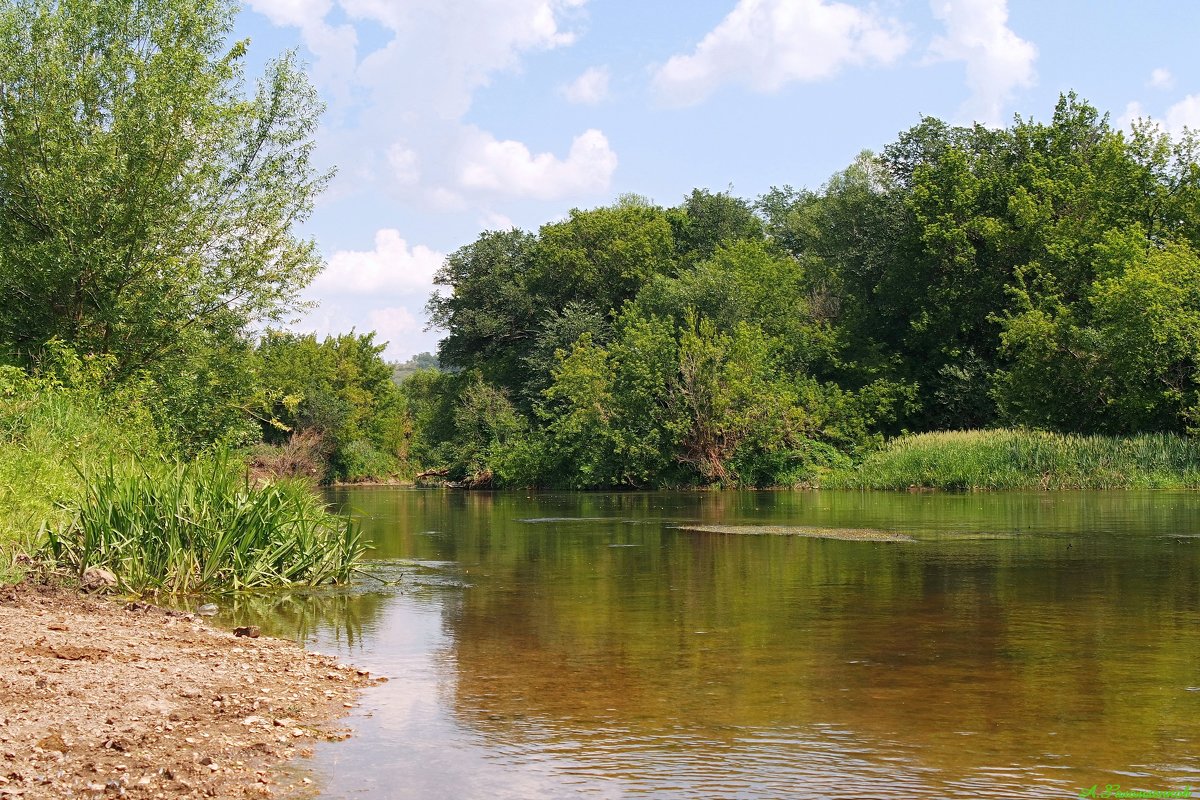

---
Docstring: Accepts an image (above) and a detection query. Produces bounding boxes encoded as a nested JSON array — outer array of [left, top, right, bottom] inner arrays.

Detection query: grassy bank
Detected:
[[0, 369, 363, 590], [823, 429, 1200, 490]]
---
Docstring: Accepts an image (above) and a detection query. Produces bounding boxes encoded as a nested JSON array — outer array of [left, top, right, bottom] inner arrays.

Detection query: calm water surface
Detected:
[[223, 490, 1200, 799]]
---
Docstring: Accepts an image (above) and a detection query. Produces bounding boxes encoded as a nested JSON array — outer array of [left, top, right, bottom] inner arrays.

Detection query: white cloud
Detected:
[[386, 143, 421, 186], [1166, 95, 1200, 134], [479, 211, 515, 231], [249, 0, 614, 205], [459, 128, 617, 199], [928, 0, 1037, 127], [1150, 67, 1174, 90], [1116, 100, 1146, 133], [367, 307, 423, 344], [246, 0, 357, 102], [652, 0, 909, 108], [311, 229, 445, 295], [563, 66, 610, 105]]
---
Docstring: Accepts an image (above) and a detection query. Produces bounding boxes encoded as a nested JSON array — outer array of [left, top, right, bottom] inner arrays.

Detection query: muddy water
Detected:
[[237, 490, 1200, 798]]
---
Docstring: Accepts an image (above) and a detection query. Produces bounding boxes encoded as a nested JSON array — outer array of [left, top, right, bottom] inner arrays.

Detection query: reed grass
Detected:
[[824, 429, 1200, 490], [46, 452, 365, 595]]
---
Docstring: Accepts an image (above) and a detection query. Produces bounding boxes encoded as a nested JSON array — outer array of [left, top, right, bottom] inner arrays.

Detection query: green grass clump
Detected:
[[824, 429, 1200, 491], [47, 452, 365, 595]]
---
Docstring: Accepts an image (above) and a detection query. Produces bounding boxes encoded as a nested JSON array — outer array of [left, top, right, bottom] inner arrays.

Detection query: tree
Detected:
[[0, 0, 329, 386], [668, 188, 763, 267], [255, 331, 408, 480], [426, 229, 538, 392], [530, 197, 677, 316]]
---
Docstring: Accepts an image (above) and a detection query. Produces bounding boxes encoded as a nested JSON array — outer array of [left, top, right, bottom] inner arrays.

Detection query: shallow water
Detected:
[[226, 489, 1200, 799]]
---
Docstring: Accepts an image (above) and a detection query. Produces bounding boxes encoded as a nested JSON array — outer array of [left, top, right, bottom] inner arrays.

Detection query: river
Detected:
[[221, 489, 1200, 799]]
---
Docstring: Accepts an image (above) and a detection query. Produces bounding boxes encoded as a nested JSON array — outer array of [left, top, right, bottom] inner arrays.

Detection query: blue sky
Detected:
[[231, 0, 1200, 361]]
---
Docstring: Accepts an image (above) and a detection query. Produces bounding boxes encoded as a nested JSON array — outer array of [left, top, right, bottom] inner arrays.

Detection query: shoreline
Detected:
[[0, 582, 382, 799]]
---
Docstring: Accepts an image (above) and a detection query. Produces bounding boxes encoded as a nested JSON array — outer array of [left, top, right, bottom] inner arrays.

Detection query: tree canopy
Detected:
[[0, 0, 329, 448], [414, 95, 1200, 487]]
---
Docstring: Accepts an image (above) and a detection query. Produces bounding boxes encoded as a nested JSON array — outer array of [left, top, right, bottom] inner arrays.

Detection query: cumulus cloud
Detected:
[[1116, 100, 1147, 133], [367, 307, 424, 343], [1165, 95, 1200, 134], [1149, 67, 1174, 90], [310, 229, 445, 296], [1116, 96, 1200, 137], [563, 66, 611, 105], [927, 0, 1037, 127], [248, 0, 613, 204], [459, 128, 617, 199], [245, 0, 357, 102], [652, 0, 909, 107], [479, 211, 516, 231]]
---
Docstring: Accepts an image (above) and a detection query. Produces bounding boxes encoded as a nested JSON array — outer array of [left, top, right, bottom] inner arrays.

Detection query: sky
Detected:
[[231, 0, 1200, 362]]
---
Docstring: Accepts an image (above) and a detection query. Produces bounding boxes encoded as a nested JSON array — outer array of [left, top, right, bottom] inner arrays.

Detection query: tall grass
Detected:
[[824, 429, 1200, 490], [47, 452, 365, 595], [0, 368, 162, 579]]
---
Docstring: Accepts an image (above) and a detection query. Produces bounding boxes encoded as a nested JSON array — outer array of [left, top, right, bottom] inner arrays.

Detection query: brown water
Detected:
[[224, 489, 1200, 799]]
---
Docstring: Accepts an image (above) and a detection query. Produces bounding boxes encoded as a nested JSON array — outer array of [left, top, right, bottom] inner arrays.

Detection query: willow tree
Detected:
[[0, 0, 330, 388]]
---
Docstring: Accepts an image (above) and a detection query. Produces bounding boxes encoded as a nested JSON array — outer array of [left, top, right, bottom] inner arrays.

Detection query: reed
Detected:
[[46, 451, 365, 595], [824, 429, 1200, 491]]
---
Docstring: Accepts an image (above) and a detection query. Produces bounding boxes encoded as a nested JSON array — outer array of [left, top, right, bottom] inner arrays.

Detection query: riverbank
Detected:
[[0, 581, 382, 799], [824, 429, 1200, 491]]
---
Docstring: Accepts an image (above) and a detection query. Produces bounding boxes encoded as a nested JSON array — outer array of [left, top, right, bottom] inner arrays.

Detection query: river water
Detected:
[[224, 489, 1200, 799]]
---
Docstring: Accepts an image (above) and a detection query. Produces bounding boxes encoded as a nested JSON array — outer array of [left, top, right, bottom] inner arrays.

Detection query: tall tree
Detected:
[[0, 0, 329, 381]]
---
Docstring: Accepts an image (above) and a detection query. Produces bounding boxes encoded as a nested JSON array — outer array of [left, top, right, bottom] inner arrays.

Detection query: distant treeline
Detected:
[[395, 93, 1200, 488]]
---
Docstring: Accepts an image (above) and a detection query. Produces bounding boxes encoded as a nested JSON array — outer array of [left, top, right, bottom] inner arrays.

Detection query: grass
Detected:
[[0, 369, 163, 581], [823, 429, 1200, 490], [0, 368, 365, 592], [46, 452, 365, 595]]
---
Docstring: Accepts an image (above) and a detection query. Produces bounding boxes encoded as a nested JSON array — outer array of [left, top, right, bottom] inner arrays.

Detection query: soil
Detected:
[[0, 581, 383, 799]]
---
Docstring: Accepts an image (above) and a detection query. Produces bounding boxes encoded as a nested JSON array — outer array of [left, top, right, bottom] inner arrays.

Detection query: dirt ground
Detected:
[[0, 581, 383, 799]]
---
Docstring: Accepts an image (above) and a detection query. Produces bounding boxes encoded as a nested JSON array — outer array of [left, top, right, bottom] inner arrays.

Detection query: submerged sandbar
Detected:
[[673, 524, 915, 542]]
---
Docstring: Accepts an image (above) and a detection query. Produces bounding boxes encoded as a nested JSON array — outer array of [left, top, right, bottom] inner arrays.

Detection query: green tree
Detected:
[[997, 236, 1200, 433], [0, 0, 329, 445], [668, 188, 764, 267], [541, 312, 683, 488], [530, 197, 677, 317], [427, 229, 537, 392], [255, 331, 408, 480]]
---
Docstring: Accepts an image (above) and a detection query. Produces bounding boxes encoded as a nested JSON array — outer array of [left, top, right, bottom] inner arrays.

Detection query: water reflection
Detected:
[[289, 490, 1200, 798]]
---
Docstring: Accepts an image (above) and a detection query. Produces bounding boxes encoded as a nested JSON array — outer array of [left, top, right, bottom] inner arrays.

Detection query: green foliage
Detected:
[[997, 237, 1200, 433], [0, 366, 162, 575], [668, 188, 764, 267], [426, 229, 538, 391], [0, 0, 328, 372], [391, 93, 1200, 489], [540, 313, 684, 488], [46, 450, 364, 594], [399, 367, 462, 471], [254, 331, 409, 481], [826, 429, 1200, 490], [530, 198, 678, 317]]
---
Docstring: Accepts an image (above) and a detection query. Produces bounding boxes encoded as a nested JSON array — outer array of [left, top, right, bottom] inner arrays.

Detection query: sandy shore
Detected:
[[0, 582, 381, 799]]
